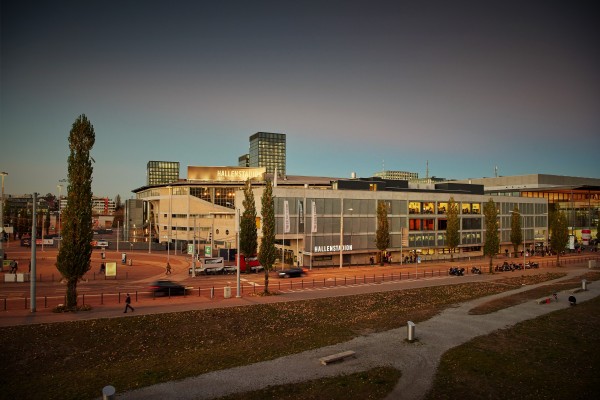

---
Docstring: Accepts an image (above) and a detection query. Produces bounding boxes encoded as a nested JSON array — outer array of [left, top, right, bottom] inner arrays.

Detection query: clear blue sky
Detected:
[[2, 0, 599, 200]]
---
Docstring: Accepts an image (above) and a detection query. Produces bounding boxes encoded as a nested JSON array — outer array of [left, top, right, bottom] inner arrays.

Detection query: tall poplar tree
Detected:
[[240, 179, 258, 259], [550, 210, 569, 265], [483, 198, 500, 273], [446, 197, 460, 261], [259, 180, 277, 293], [56, 115, 95, 309], [510, 205, 523, 258], [375, 200, 390, 265]]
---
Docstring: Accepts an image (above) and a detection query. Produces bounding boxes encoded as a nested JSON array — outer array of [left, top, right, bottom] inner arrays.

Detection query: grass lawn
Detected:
[[0, 271, 596, 400]]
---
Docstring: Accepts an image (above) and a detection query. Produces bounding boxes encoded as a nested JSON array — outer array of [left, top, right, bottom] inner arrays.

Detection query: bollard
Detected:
[[102, 385, 116, 400], [582, 279, 587, 291], [210, 287, 214, 299], [407, 321, 416, 342]]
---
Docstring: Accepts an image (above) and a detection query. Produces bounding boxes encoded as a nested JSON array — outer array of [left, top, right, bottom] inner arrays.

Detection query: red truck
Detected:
[[239, 255, 264, 273]]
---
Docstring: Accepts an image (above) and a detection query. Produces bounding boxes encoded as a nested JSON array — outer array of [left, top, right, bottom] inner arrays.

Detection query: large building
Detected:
[[454, 174, 600, 245], [248, 132, 286, 177], [147, 161, 180, 186], [131, 170, 550, 266]]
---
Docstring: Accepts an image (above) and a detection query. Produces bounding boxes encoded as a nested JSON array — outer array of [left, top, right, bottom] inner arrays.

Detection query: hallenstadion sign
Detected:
[[188, 166, 266, 182]]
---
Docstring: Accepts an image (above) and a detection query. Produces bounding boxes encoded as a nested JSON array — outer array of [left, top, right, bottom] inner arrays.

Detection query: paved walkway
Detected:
[[115, 267, 597, 400]]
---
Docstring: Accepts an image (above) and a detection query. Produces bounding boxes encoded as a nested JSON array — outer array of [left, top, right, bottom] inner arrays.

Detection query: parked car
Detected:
[[148, 280, 187, 296], [278, 267, 306, 278]]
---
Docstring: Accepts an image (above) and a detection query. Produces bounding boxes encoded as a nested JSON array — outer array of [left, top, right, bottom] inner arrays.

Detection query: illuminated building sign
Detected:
[[187, 166, 266, 182], [314, 245, 352, 253]]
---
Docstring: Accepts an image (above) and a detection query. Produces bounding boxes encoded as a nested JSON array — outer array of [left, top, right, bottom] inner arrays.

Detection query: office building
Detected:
[[238, 154, 249, 167], [455, 174, 600, 245], [248, 132, 286, 177], [147, 161, 180, 186]]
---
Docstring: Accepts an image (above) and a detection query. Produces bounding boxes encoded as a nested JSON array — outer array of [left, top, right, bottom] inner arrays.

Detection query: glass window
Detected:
[[409, 201, 421, 214], [422, 202, 434, 214], [462, 203, 472, 214], [437, 202, 448, 214]]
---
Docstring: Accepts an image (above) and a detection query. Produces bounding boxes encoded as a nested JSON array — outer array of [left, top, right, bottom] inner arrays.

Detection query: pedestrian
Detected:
[[124, 293, 134, 313], [166, 262, 172, 275], [99, 262, 105, 274]]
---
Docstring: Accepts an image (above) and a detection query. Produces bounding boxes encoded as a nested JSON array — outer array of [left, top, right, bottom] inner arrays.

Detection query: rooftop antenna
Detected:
[[495, 165, 498, 178], [382, 159, 385, 173], [426, 160, 429, 180]]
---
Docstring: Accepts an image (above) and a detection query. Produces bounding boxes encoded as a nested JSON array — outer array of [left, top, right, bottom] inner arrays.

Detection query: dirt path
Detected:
[[118, 268, 597, 400]]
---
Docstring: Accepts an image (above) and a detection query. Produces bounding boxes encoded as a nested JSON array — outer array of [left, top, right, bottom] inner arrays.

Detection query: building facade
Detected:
[[147, 161, 180, 186], [455, 174, 600, 246], [248, 132, 286, 177], [132, 171, 549, 266]]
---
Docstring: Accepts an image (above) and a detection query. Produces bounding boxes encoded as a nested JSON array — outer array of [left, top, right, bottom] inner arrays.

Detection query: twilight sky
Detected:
[[2, 0, 599, 200]]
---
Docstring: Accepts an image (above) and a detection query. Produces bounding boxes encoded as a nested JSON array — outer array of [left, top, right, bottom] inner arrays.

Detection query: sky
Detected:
[[2, 0, 599, 200]]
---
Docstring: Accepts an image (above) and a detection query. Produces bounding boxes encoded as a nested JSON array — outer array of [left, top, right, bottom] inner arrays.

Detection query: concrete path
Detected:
[[118, 268, 597, 400]]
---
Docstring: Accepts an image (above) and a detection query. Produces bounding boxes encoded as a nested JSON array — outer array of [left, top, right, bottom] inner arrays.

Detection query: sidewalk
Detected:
[[112, 267, 597, 400]]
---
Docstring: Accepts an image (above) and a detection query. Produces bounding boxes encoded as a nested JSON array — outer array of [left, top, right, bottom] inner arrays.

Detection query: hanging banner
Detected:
[[298, 200, 304, 234], [284, 200, 290, 233], [311, 201, 317, 233]]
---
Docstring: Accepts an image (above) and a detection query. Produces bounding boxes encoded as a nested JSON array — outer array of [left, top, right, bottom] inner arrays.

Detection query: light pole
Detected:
[[0, 171, 7, 251], [339, 203, 353, 269], [511, 210, 526, 268]]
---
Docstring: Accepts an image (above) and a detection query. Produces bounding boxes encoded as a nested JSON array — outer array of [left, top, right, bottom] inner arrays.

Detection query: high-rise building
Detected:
[[248, 132, 286, 177], [238, 154, 249, 167], [147, 161, 180, 186]]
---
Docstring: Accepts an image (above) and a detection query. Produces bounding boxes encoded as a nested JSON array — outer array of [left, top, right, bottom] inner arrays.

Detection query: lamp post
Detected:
[[339, 203, 353, 269], [511, 210, 526, 268], [0, 171, 8, 250]]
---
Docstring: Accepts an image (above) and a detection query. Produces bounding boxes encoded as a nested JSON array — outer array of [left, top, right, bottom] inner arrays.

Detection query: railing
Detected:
[[1, 255, 598, 312]]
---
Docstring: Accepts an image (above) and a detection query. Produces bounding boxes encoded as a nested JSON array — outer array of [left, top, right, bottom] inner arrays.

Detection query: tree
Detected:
[[550, 210, 569, 265], [258, 180, 277, 294], [510, 205, 522, 258], [56, 114, 95, 309], [240, 179, 258, 258], [375, 200, 390, 265], [483, 198, 500, 273], [446, 197, 460, 261]]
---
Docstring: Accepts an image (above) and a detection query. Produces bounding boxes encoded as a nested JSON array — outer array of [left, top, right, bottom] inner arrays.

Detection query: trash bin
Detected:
[[121, 253, 127, 265], [224, 286, 231, 299], [128, 259, 132, 266]]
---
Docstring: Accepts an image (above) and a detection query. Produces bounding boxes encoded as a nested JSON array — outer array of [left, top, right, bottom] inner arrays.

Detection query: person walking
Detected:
[[166, 262, 172, 275], [123, 293, 134, 313]]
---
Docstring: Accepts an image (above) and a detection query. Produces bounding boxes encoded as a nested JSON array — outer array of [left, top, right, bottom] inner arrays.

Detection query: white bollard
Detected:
[[102, 385, 116, 400], [407, 321, 416, 342], [582, 279, 587, 291]]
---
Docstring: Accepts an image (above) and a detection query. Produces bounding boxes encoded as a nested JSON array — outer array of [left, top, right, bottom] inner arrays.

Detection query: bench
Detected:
[[319, 350, 356, 365]]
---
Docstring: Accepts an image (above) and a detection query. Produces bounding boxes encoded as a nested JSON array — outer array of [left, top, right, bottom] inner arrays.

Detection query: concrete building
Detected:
[[454, 174, 600, 246], [131, 170, 549, 266]]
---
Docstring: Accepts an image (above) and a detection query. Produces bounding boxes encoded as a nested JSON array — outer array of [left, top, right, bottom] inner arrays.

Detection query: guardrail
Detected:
[[1, 255, 598, 312]]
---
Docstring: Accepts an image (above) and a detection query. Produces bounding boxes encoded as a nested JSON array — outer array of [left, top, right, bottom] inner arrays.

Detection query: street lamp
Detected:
[[339, 205, 353, 269], [0, 171, 7, 250], [511, 210, 526, 268]]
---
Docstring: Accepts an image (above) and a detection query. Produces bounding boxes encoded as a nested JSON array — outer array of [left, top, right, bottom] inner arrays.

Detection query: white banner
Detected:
[[284, 200, 290, 233], [311, 201, 317, 233]]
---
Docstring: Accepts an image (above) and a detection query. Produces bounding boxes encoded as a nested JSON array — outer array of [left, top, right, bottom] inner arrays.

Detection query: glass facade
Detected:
[[147, 161, 180, 186], [249, 132, 286, 176]]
